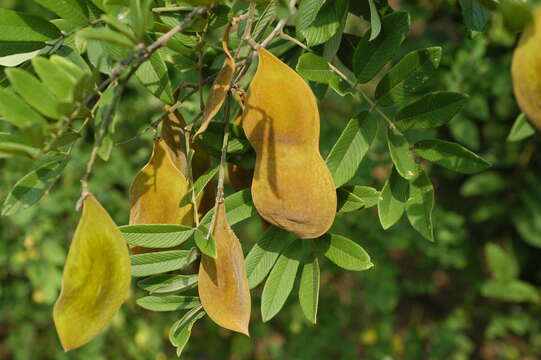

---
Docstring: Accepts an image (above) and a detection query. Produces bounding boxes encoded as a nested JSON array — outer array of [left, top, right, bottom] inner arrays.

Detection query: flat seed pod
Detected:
[[161, 108, 190, 176], [198, 202, 251, 335], [193, 24, 236, 140], [129, 139, 193, 227], [161, 108, 214, 218], [53, 193, 131, 351], [242, 48, 337, 239], [511, 7, 541, 130]]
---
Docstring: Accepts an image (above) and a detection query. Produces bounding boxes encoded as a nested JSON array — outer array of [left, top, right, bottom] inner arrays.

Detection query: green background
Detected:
[[1, 1, 541, 359]]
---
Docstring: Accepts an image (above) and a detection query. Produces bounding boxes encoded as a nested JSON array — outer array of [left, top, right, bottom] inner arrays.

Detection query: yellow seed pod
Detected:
[[129, 139, 193, 226], [54, 193, 131, 351], [242, 48, 337, 239], [511, 7, 541, 130], [198, 202, 251, 335]]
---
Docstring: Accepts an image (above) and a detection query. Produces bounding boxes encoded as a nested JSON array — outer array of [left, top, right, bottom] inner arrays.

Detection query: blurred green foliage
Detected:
[[1, 0, 541, 359]]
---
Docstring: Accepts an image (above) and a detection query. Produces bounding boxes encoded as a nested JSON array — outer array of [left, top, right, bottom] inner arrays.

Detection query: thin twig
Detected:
[[184, 129, 200, 227], [152, 6, 194, 13], [77, 84, 126, 210], [206, 96, 232, 235], [328, 62, 395, 128]]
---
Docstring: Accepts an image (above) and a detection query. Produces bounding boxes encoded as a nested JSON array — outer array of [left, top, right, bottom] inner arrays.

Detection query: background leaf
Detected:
[[377, 168, 409, 229], [507, 113, 536, 142], [414, 139, 491, 174], [326, 113, 377, 187], [136, 295, 200, 312], [406, 169, 435, 241], [261, 241, 304, 322], [32, 0, 89, 28], [298, 254, 320, 324], [353, 11, 410, 83], [316, 234, 373, 271], [245, 226, 295, 289], [0, 8, 61, 42], [337, 186, 379, 213], [2, 157, 69, 216], [387, 127, 418, 180], [137, 274, 198, 294], [130, 249, 198, 277], [119, 224, 195, 248], [375, 47, 442, 106], [395, 92, 469, 131]]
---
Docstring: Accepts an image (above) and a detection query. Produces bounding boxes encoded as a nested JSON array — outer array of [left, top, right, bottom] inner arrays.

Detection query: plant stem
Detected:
[[152, 6, 194, 13]]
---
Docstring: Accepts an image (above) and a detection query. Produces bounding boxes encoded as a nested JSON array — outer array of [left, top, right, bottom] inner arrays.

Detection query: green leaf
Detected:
[[0, 8, 61, 42], [296, 0, 326, 33], [395, 92, 469, 131], [199, 190, 255, 229], [0, 42, 44, 57], [261, 241, 304, 322], [449, 116, 480, 151], [367, 0, 381, 40], [316, 234, 373, 271], [179, 165, 219, 207], [194, 229, 217, 259], [136, 50, 173, 104], [296, 53, 339, 84], [119, 224, 195, 248], [298, 254, 320, 324], [136, 295, 200, 312], [130, 0, 154, 41], [377, 168, 408, 229], [460, 171, 506, 197], [387, 127, 418, 180], [406, 169, 435, 241], [485, 243, 518, 281], [301, 0, 347, 47], [6, 68, 62, 119], [337, 185, 379, 213], [507, 113, 536, 142], [130, 249, 198, 277], [252, 0, 277, 40], [2, 157, 69, 216], [138, 274, 198, 294], [169, 306, 205, 358], [245, 226, 295, 289], [101, 14, 137, 42], [0, 134, 40, 159], [77, 27, 135, 49], [481, 280, 540, 303], [414, 139, 491, 174], [375, 47, 442, 106], [32, 0, 89, 27], [326, 112, 377, 187], [322, 0, 349, 61], [31, 57, 78, 102], [459, 0, 489, 31], [0, 89, 47, 128], [353, 11, 410, 83]]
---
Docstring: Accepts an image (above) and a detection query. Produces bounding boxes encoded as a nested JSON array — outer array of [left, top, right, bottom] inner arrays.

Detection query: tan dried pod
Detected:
[[54, 193, 131, 351], [161, 108, 190, 176], [242, 48, 337, 239], [129, 139, 193, 227], [193, 23, 236, 140], [511, 7, 541, 130], [198, 202, 251, 335]]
